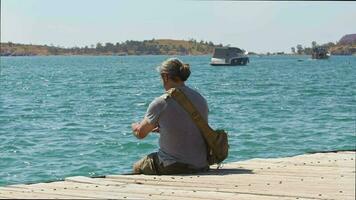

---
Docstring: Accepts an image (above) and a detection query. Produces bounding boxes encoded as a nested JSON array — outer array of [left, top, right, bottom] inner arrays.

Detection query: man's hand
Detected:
[[131, 122, 140, 138], [131, 122, 140, 132], [152, 124, 160, 133], [131, 118, 156, 139]]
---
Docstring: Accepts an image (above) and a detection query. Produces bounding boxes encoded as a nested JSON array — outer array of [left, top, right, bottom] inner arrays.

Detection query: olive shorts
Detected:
[[134, 152, 208, 175]]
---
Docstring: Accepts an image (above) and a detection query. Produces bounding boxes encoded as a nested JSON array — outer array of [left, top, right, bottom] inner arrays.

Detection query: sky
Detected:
[[1, 0, 356, 53]]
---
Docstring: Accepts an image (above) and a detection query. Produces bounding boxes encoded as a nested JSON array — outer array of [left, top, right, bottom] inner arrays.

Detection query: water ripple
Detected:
[[0, 55, 355, 186]]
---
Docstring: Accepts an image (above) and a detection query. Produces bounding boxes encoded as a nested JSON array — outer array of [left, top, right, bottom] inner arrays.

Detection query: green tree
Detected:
[[96, 43, 103, 51], [84, 46, 89, 54], [304, 47, 312, 55], [312, 41, 317, 48], [296, 44, 303, 54], [291, 47, 296, 54], [105, 42, 115, 52]]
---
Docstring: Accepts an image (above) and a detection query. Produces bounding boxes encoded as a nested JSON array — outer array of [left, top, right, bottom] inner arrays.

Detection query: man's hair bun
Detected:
[[158, 58, 191, 82], [178, 63, 190, 81]]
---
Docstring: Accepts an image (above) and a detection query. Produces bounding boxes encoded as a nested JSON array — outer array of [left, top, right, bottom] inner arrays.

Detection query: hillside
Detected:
[[291, 34, 356, 56], [0, 39, 224, 56], [0, 43, 51, 56], [327, 34, 356, 55], [338, 34, 356, 45], [328, 44, 356, 55]]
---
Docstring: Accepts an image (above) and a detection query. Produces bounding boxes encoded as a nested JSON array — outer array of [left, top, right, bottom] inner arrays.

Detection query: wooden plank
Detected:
[[0, 187, 86, 199], [104, 152, 355, 200], [64, 176, 318, 200], [238, 152, 354, 161], [238, 152, 355, 167], [96, 175, 350, 200], [7, 183, 147, 200], [216, 166, 350, 178], [106, 173, 352, 187], [8, 176, 318, 200], [233, 157, 355, 167], [65, 176, 127, 186], [8, 180, 203, 200], [224, 160, 355, 175], [105, 173, 354, 191], [104, 176, 353, 200], [234, 160, 355, 170], [234, 158, 355, 168], [234, 158, 355, 166], [0, 151, 354, 200], [106, 170, 354, 185]]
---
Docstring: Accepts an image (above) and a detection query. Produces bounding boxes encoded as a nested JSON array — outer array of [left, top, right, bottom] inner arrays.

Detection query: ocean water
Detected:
[[0, 55, 355, 186]]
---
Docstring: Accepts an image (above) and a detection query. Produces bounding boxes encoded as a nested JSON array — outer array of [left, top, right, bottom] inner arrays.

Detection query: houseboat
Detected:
[[311, 46, 330, 59], [210, 47, 249, 66]]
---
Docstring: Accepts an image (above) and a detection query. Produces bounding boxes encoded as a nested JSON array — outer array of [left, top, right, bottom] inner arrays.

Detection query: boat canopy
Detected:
[[312, 46, 328, 53], [212, 47, 244, 59]]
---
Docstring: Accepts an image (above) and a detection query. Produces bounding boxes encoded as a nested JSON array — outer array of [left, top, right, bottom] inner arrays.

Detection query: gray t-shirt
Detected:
[[145, 85, 209, 169]]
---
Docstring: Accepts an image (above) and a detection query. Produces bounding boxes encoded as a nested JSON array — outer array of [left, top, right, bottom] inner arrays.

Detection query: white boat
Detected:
[[210, 47, 249, 66]]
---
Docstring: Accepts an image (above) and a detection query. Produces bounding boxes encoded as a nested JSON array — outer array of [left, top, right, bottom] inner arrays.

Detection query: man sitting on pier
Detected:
[[131, 58, 209, 175]]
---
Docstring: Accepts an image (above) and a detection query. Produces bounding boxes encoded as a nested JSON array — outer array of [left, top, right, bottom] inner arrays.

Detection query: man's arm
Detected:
[[131, 117, 157, 139]]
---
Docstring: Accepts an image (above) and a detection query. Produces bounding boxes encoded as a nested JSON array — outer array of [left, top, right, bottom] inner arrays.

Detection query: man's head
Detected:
[[157, 58, 191, 90]]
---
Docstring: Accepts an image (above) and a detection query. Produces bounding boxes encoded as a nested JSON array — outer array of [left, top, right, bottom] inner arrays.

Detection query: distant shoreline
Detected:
[[1, 37, 355, 57], [0, 53, 214, 57], [0, 39, 222, 57], [1, 54, 355, 58]]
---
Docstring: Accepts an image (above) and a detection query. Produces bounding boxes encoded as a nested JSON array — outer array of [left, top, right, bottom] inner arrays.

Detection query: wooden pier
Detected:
[[0, 151, 354, 199]]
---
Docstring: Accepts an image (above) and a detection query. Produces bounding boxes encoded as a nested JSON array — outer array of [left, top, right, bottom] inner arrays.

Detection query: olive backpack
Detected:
[[166, 88, 229, 166]]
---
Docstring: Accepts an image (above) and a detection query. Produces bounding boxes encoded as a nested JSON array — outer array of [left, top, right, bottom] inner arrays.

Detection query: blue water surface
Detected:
[[0, 55, 355, 186]]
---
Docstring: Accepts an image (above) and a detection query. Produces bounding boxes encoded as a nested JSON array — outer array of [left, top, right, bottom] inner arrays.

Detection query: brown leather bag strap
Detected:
[[166, 88, 218, 147]]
